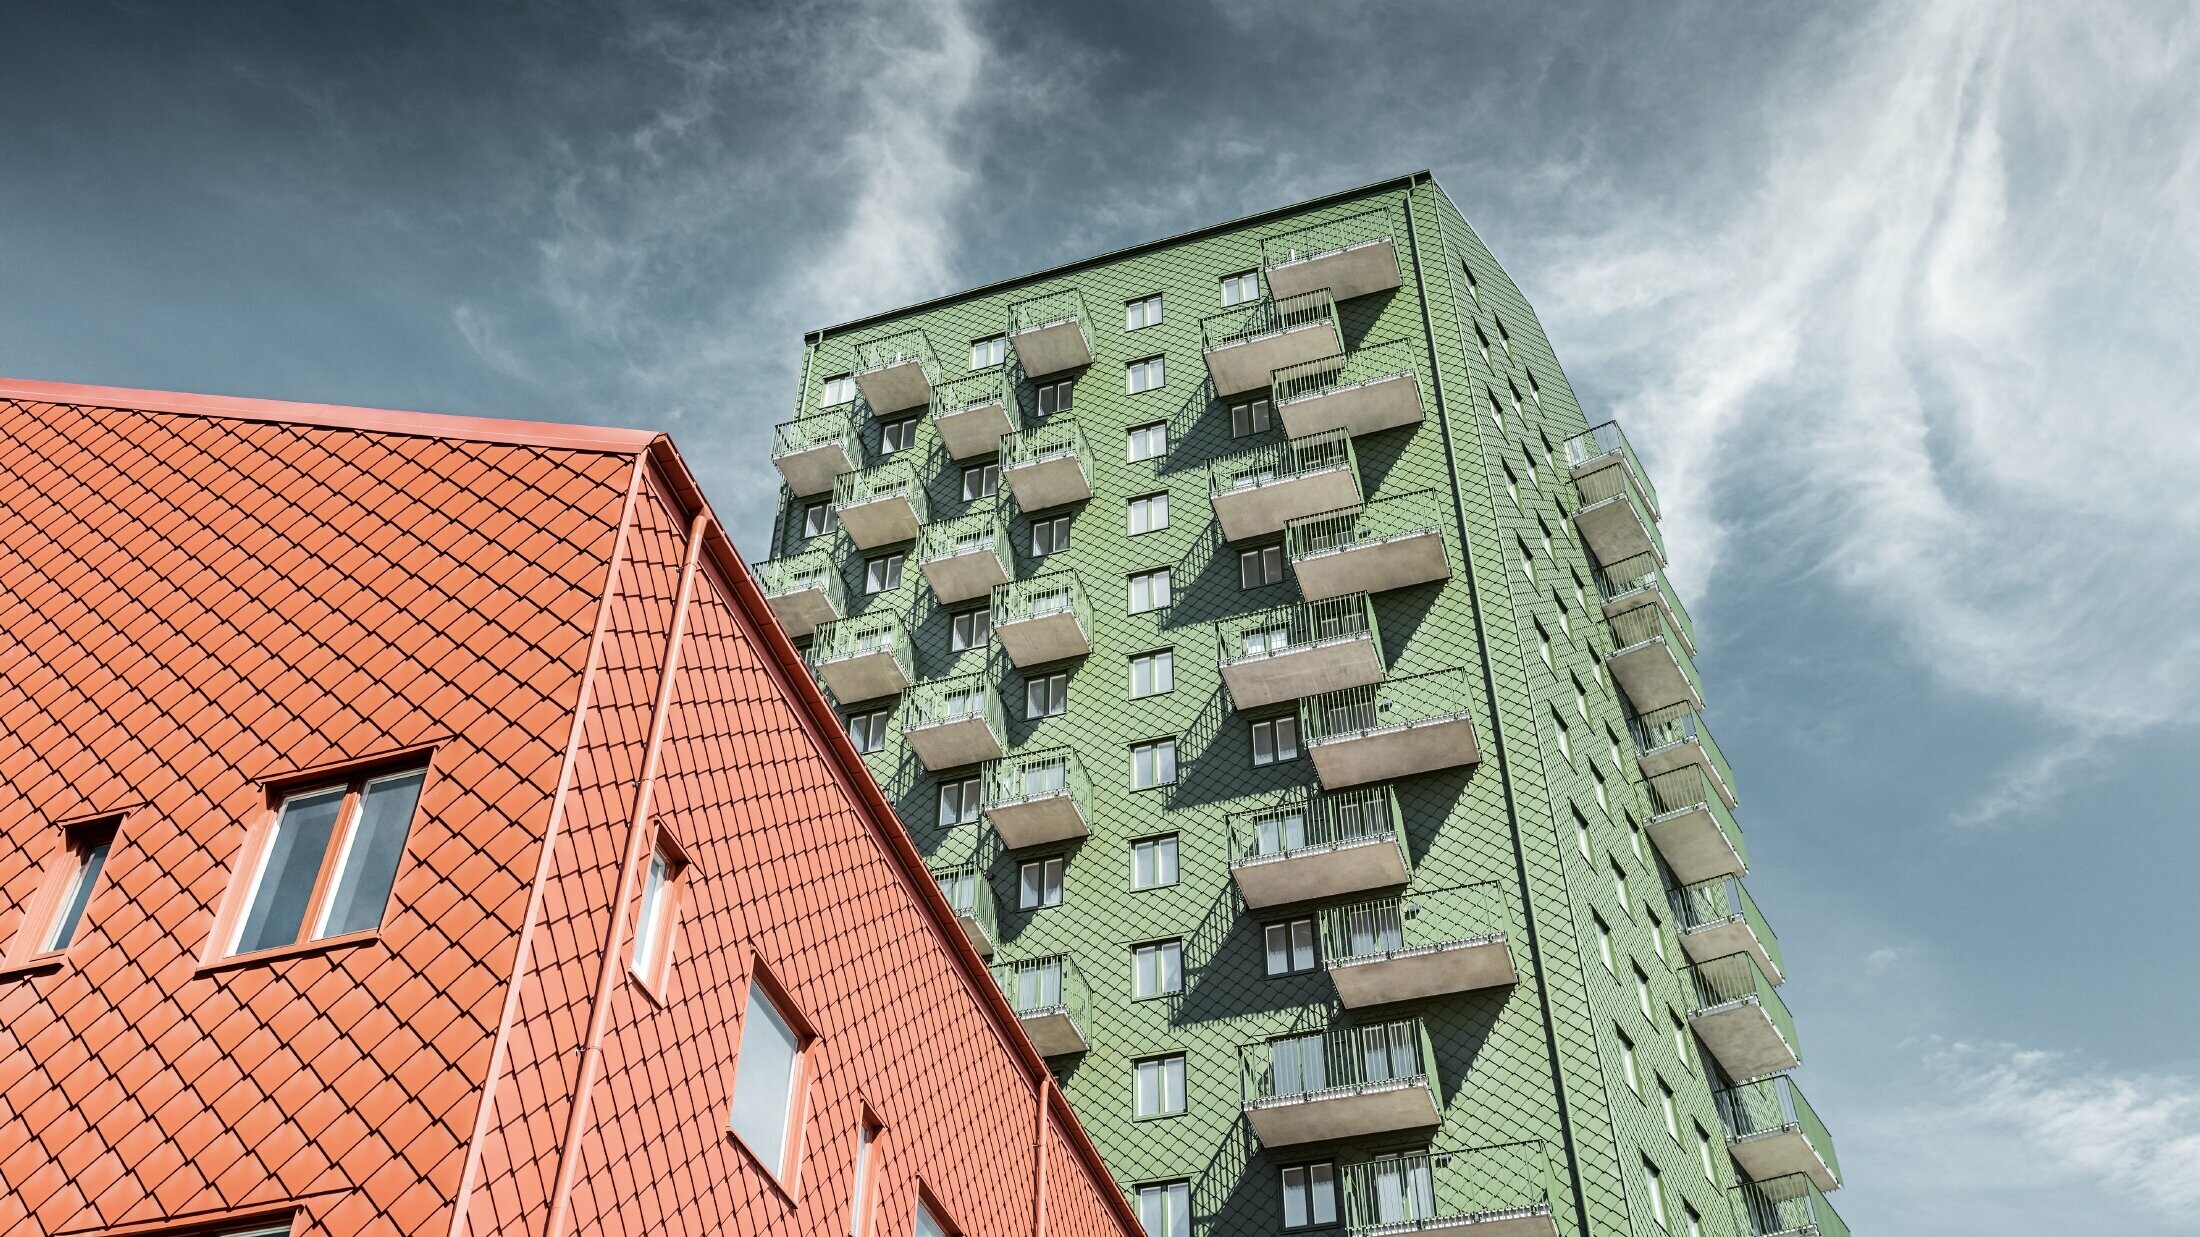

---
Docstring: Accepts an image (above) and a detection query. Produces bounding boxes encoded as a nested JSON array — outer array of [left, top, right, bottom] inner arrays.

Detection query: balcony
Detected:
[[1732, 1175, 1849, 1237], [916, 510, 1010, 604], [1596, 564, 1697, 657], [1719, 1077, 1841, 1193], [807, 613, 912, 704], [991, 572, 1091, 667], [1201, 288, 1345, 397], [1673, 876, 1784, 984], [770, 409, 858, 496], [1319, 885, 1515, 1008], [1606, 604, 1704, 717], [1000, 416, 1092, 511], [853, 329, 939, 415], [982, 748, 1090, 848], [1645, 766, 1748, 884], [1340, 1143, 1559, 1237], [930, 371, 1014, 460], [1566, 421, 1665, 575], [1218, 594, 1385, 710], [1239, 1019, 1439, 1146], [1286, 489, 1451, 600], [1629, 706, 1735, 808], [753, 550, 844, 638], [1686, 953, 1802, 1080], [1262, 209, 1404, 303], [1272, 339, 1426, 439], [931, 860, 997, 957], [1228, 786, 1408, 909], [831, 460, 928, 550], [903, 674, 1006, 771], [1210, 428, 1362, 541], [1303, 668, 1481, 789], [1008, 287, 1093, 376], [996, 955, 1089, 1056]]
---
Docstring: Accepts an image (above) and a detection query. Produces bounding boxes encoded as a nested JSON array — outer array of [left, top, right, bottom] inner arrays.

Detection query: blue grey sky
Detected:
[[5, 3, 2196, 1232]]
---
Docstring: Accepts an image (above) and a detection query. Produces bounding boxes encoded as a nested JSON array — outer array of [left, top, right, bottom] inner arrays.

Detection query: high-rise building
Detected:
[[760, 172, 1845, 1237], [0, 382, 1139, 1237]]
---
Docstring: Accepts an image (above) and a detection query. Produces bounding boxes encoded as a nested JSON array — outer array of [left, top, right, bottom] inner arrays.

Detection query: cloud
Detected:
[[1941, 1042, 2200, 1214]]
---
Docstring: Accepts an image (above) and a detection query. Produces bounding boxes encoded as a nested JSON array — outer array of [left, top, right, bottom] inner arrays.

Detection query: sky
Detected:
[[5, 2, 2197, 1232]]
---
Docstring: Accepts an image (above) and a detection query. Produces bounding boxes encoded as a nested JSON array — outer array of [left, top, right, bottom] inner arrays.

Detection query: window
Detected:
[[915, 1200, 952, 1237], [1131, 834, 1180, 888], [1574, 676, 1588, 720], [1281, 1163, 1338, 1229], [1660, 1079, 1680, 1141], [1685, 1206, 1704, 1237], [1593, 764, 1610, 813], [950, 608, 990, 652], [1673, 1011, 1693, 1072], [1697, 1124, 1716, 1181], [1239, 546, 1284, 588], [821, 373, 856, 406], [1230, 398, 1273, 437], [1026, 672, 1069, 719], [864, 553, 903, 594], [1126, 356, 1167, 394], [802, 501, 833, 539], [1133, 940, 1184, 998], [1018, 857, 1065, 909], [1495, 314, 1513, 351], [1474, 323, 1493, 360], [970, 335, 1006, 369], [1264, 918, 1317, 975], [1137, 1181, 1190, 1237], [1129, 492, 1170, 534], [1128, 568, 1172, 614], [1130, 650, 1175, 698], [1251, 717, 1299, 766], [1520, 537, 1535, 584], [1537, 622, 1552, 669], [1629, 814, 1646, 862], [1036, 377, 1074, 417], [229, 765, 426, 956], [1031, 514, 1070, 556], [1643, 1158, 1667, 1230], [880, 418, 917, 455], [1559, 596, 1574, 640], [1575, 807, 1592, 859], [729, 976, 809, 1180], [1127, 422, 1169, 461], [1220, 270, 1260, 306], [1595, 915, 1614, 973], [1620, 1032, 1640, 1094], [1649, 912, 1667, 963], [1463, 262, 1480, 300], [850, 1115, 881, 1236], [848, 709, 889, 754], [1134, 1054, 1187, 1117], [1614, 862, 1631, 913], [1555, 713, 1571, 762], [29, 818, 114, 955], [961, 463, 998, 500], [1126, 293, 1164, 331], [630, 836, 686, 987], [938, 776, 981, 826], [1130, 740, 1178, 790], [1504, 462, 1519, 508]]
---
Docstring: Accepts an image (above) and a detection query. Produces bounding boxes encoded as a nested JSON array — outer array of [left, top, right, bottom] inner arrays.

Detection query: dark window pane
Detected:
[[319, 768, 426, 937], [232, 786, 347, 954]]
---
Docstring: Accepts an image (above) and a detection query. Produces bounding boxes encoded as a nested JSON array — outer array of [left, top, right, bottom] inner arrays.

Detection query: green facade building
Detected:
[[756, 172, 1845, 1237]]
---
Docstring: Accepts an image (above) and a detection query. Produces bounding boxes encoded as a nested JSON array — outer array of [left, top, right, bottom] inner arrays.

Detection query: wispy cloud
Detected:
[[1943, 1042, 2200, 1214]]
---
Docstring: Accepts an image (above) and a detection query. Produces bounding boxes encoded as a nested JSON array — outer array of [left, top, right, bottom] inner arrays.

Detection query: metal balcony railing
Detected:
[[904, 673, 1005, 737], [1563, 419, 1661, 520], [1286, 488, 1446, 561], [1008, 287, 1091, 340], [995, 952, 1088, 1020], [1240, 1018, 1433, 1107], [1630, 707, 1735, 802], [1575, 462, 1668, 569], [1201, 287, 1340, 352], [1718, 1076, 1841, 1188], [753, 550, 844, 611], [772, 407, 859, 460], [854, 328, 940, 386], [1609, 603, 1704, 704], [1339, 1142, 1558, 1237], [931, 368, 1009, 417], [1671, 876, 1783, 978], [1316, 884, 1506, 966], [1209, 427, 1357, 499], [1595, 564, 1697, 655], [1732, 1174, 1849, 1237], [1686, 953, 1799, 1062], [1647, 766, 1749, 870], [981, 747, 1090, 818], [930, 859, 998, 951], [1000, 415, 1088, 471], [1227, 785, 1403, 867], [1261, 208, 1397, 279], [806, 612, 913, 681], [914, 508, 1009, 568], [1271, 338, 1419, 406], [831, 458, 930, 524], [1301, 667, 1476, 746], [991, 570, 1089, 631], [1217, 594, 1382, 669]]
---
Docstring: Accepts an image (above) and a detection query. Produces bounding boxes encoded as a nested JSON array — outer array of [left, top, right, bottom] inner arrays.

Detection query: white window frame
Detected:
[[1129, 740, 1178, 790], [864, 552, 903, 594], [1026, 671, 1069, 719], [1130, 834, 1180, 888], [1036, 377, 1073, 417], [880, 418, 917, 455], [1128, 568, 1172, 614], [961, 463, 999, 501], [1132, 940, 1184, 999], [1126, 356, 1166, 394], [950, 608, 990, 652], [1238, 546, 1284, 588], [1129, 492, 1170, 535], [1031, 514, 1070, 556], [1281, 1163, 1338, 1229], [1133, 1053, 1187, 1117], [1130, 649, 1175, 698], [1264, 918, 1317, 976], [969, 335, 1006, 369], [1230, 398, 1272, 437], [728, 977, 809, 1182], [1127, 422, 1169, 462], [848, 709, 889, 754], [1018, 856, 1065, 909], [1251, 717, 1299, 766], [938, 776, 981, 827], [1219, 270, 1260, 306], [1125, 294, 1164, 331]]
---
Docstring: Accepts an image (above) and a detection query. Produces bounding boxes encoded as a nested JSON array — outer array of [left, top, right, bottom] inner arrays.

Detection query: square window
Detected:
[[1238, 546, 1284, 588], [821, 374, 856, 406], [1129, 492, 1170, 534], [1131, 834, 1179, 888], [25, 817, 115, 956], [880, 418, 917, 455], [1281, 1163, 1338, 1229], [1026, 672, 1069, 720], [938, 776, 981, 827], [1127, 422, 1169, 462], [950, 609, 990, 652], [970, 335, 1006, 369], [1230, 398, 1273, 437], [1220, 270, 1260, 306], [1132, 940, 1184, 999], [1134, 1054, 1187, 1116], [864, 553, 903, 594], [1018, 856, 1065, 909], [1264, 918, 1317, 975], [1036, 378, 1074, 417], [961, 464, 999, 501], [848, 709, 890, 754], [729, 974, 811, 1181], [229, 765, 427, 956], [1136, 1181, 1190, 1237], [1126, 356, 1167, 394], [1126, 294, 1164, 331], [1128, 568, 1172, 614], [802, 502, 833, 539], [1130, 650, 1175, 698], [1251, 717, 1299, 766], [1032, 514, 1070, 556], [1129, 740, 1178, 791]]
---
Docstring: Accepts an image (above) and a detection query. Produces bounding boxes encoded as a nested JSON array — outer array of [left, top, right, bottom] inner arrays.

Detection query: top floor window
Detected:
[[970, 335, 1006, 369], [228, 764, 427, 957], [1220, 271, 1259, 306], [1126, 293, 1164, 331], [822, 374, 856, 406], [20, 817, 115, 957]]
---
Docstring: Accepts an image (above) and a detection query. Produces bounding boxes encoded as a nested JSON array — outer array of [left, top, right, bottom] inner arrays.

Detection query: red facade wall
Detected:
[[0, 384, 1136, 1237]]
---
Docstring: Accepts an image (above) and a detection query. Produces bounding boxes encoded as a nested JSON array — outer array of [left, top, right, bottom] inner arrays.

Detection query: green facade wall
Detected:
[[759, 175, 1823, 1237]]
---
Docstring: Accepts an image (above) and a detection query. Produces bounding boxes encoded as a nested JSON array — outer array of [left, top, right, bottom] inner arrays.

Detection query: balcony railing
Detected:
[[1340, 1143, 1559, 1237], [1227, 786, 1408, 908], [830, 458, 929, 549], [806, 612, 913, 703], [853, 328, 940, 414], [1732, 1174, 1849, 1237], [1718, 1076, 1841, 1192], [931, 860, 997, 957], [769, 408, 859, 496], [980, 747, 1091, 848], [1563, 420, 1661, 520], [1285, 489, 1451, 600], [1261, 208, 1404, 302], [1269, 339, 1426, 438], [1301, 667, 1481, 787], [1007, 287, 1093, 376], [1216, 593, 1384, 709], [990, 570, 1092, 666], [1209, 427, 1362, 540], [1630, 706, 1735, 807], [1000, 415, 1092, 511], [928, 369, 1014, 460], [1318, 884, 1516, 1007], [1686, 952, 1801, 1080], [1607, 602, 1704, 715], [915, 508, 1011, 604], [1645, 765, 1748, 884], [1239, 1018, 1439, 1145], [1201, 289, 1345, 396], [902, 673, 1006, 770], [1572, 461, 1667, 574], [995, 954, 1090, 1056], [1595, 564, 1697, 656], [1671, 875, 1783, 982], [753, 549, 845, 638]]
